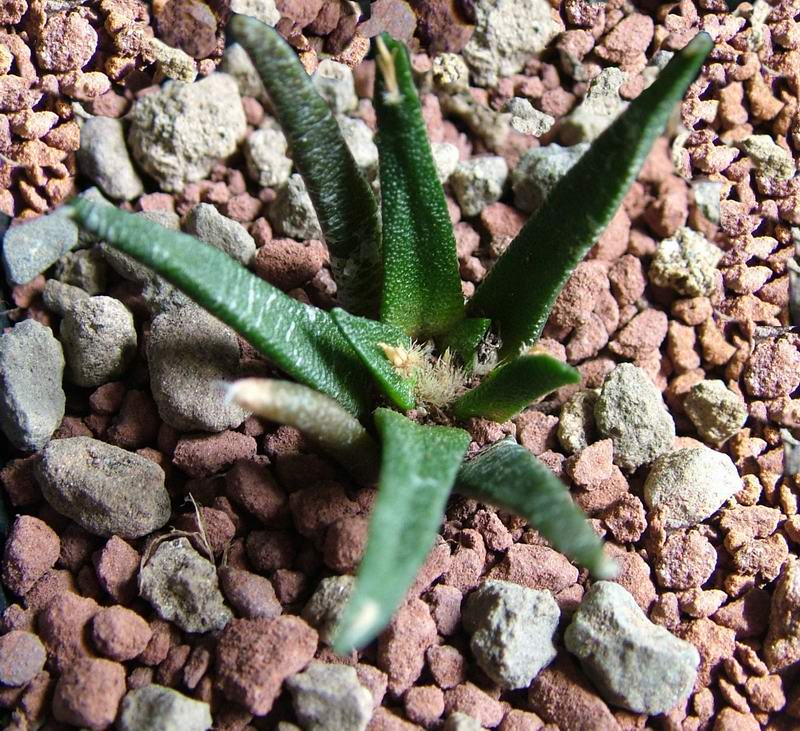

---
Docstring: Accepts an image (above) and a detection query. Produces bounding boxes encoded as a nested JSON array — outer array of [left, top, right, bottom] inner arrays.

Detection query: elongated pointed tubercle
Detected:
[[333, 410, 470, 652], [228, 14, 383, 317], [468, 33, 713, 359], [374, 34, 465, 340], [226, 379, 379, 484], [65, 198, 371, 417]]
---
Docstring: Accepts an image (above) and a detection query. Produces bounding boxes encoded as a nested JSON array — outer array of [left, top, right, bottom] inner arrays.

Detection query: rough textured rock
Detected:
[[60, 295, 137, 387], [1, 515, 60, 595], [0, 630, 47, 686], [118, 684, 213, 731], [231, 0, 279, 25], [148, 305, 247, 432], [644, 446, 741, 529], [512, 142, 589, 213], [565, 582, 699, 714], [684, 380, 747, 446], [594, 364, 675, 472], [462, 580, 559, 689], [268, 174, 323, 240], [215, 616, 318, 715], [312, 60, 357, 113], [128, 73, 247, 192], [764, 559, 800, 672], [649, 227, 722, 297], [302, 575, 355, 645], [139, 538, 232, 634], [462, 0, 562, 87], [451, 156, 509, 217], [286, 661, 373, 731], [184, 203, 256, 266], [561, 67, 628, 143], [35, 437, 171, 538], [738, 134, 795, 179], [77, 116, 144, 201], [0, 319, 65, 451], [52, 657, 126, 730], [243, 121, 293, 188], [557, 389, 599, 453], [1, 213, 79, 286]]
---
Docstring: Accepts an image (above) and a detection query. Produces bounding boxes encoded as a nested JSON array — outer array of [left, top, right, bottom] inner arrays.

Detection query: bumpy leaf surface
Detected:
[[468, 33, 713, 358], [334, 409, 469, 652]]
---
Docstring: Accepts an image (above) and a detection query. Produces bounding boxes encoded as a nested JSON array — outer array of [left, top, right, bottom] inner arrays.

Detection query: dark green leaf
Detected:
[[453, 354, 579, 422], [66, 199, 371, 417], [331, 308, 416, 411], [456, 439, 615, 578], [375, 35, 465, 338], [229, 14, 383, 317], [468, 33, 713, 358], [334, 409, 470, 652]]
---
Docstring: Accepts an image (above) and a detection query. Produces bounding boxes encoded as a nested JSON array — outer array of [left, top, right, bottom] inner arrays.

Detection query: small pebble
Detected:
[[118, 684, 213, 731], [52, 657, 126, 730], [0, 630, 46, 687]]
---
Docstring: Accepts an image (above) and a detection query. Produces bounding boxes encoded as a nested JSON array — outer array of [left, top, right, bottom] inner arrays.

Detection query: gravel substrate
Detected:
[[2, 1, 800, 729]]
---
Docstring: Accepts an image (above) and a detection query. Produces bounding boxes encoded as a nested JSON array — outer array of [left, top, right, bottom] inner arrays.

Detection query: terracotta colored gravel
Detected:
[[2, 1, 800, 730]]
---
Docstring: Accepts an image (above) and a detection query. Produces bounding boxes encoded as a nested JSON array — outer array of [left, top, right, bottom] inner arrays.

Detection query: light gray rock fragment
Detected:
[[60, 296, 137, 387], [561, 67, 628, 144], [148, 37, 198, 83], [148, 305, 247, 432], [128, 73, 246, 193], [431, 142, 460, 183], [462, 0, 562, 87], [312, 60, 357, 114], [42, 279, 89, 316], [0, 320, 65, 452], [243, 121, 293, 188], [565, 581, 699, 714], [338, 116, 378, 180], [286, 662, 373, 731], [691, 180, 723, 224], [463, 580, 559, 689], [738, 134, 795, 180], [643, 446, 742, 529], [231, 0, 279, 26], [118, 685, 212, 731], [594, 363, 675, 472], [302, 575, 355, 645], [35, 436, 171, 538], [512, 142, 589, 214], [684, 380, 747, 446], [55, 247, 107, 295], [221, 43, 265, 99], [444, 713, 484, 731], [77, 117, 144, 201], [184, 203, 256, 265], [139, 538, 232, 634], [503, 97, 554, 136], [2, 213, 79, 286], [649, 227, 722, 297], [451, 156, 508, 217], [557, 389, 599, 454], [268, 174, 323, 240]]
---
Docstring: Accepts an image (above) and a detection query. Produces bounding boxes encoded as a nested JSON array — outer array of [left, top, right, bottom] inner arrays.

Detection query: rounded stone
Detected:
[[0, 630, 47, 687], [35, 436, 171, 538], [118, 684, 212, 731]]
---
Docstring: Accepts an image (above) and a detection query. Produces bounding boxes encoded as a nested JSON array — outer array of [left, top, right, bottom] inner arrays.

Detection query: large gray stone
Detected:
[[0, 320, 65, 451], [594, 364, 675, 472], [184, 203, 256, 266], [128, 73, 246, 193], [35, 437, 171, 538], [463, 580, 559, 689], [451, 156, 508, 217], [286, 662, 373, 731], [2, 213, 79, 285], [565, 581, 699, 714], [139, 538, 232, 634], [243, 122, 292, 189], [148, 305, 247, 432], [77, 116, 144, 201], [512, 143, 589, 214], [684, 380, 747, 446], [60, 295, 137, 387], [462, 0, 562, 87], [119, 684, 212, 731], [643, 446, 741, 529]]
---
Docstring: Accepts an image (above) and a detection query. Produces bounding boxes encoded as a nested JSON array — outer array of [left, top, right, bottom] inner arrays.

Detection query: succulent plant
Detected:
[[66, 15, 712, 652]]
